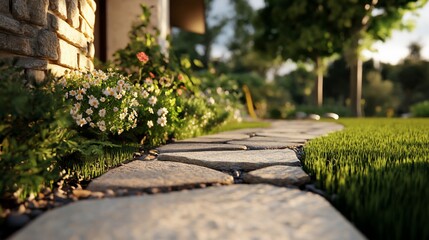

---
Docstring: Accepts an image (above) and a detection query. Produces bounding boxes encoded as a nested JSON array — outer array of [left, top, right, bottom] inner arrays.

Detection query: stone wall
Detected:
[[0, 0, 96, 80]]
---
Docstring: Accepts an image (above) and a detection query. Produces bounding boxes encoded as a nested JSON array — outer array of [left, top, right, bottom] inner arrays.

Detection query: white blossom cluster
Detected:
[[59, 69, 140, 134]]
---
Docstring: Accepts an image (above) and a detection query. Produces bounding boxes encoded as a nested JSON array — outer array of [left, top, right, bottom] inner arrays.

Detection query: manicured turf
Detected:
[[303, 118, 429, 240]]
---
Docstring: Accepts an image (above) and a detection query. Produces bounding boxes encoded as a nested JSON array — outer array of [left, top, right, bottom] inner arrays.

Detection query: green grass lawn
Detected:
[[303, 118, 429, 240]]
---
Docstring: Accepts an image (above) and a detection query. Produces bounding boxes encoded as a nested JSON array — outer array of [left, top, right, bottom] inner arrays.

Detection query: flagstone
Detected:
[[242, 165, 311, 187], [156, 143, 247, 153], [11, 184, 365, 240], [87, 160, 233, 192], [158, 149, 300, 171]]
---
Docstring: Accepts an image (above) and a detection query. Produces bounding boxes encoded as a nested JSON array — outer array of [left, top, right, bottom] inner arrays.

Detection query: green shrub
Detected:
[[304, 119, 429, 239], [410, 100, 429, 117], [109, 4, 244, 146], [0, 62, 76, 200]]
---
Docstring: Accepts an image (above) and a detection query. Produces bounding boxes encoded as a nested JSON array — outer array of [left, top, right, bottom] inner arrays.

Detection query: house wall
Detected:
[[105, 0, 169, 60], [0, 0, 96, 80]]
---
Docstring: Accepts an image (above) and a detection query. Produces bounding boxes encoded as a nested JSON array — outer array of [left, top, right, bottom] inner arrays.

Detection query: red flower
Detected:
[[136, 52, 149, 63], [177, 74, 183, 81], [149, 72, 155, 78]]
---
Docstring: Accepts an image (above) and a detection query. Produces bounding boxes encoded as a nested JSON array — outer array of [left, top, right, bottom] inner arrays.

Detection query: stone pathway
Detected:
[[11, 120, 366, 240]]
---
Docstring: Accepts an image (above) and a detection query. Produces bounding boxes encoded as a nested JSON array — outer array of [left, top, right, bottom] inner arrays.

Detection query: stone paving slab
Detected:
[[177, 133, 251, 143], [158, 149, 301, 171], [242, 165, 311, 187], [156, 143, 247, 153], [225, 140, 298, 150], [11, 184, 365, 240], [245, 136, 307, 143], [87, 160, 234, 192]]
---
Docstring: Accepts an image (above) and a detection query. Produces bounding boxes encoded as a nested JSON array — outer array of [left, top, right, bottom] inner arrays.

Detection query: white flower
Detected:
[[89, 97, 99, 108], [78, 88, 87, 95], [207, 97, 215, 105], [103, 87, 116, 96], [85, 108, 93, 115], [148, 107, 154, 114], [75, 93, 83, 101], [118, 129, 124, 135], [148, 96, 157, 106], [97, 121, 106, 131], [216, 87, 223, 95], [74, 103, 81, 110], [113, 107, 119, 112], [145, 78, 153, 85], [83, 82, 90, 89], [142, 90, 149, 99], [99, 125, 106, 131], [69, 90, 77, 96], [117, 79, 125, 86], [147, 120, 154, 128], [115, 93, 123, 99], [64, 92, 69, 99], [100, 97, 106, 102], [157, 107, 168, 116], [98, 108, 106, 117], [76, 118, 87, 127], [157, 116, 167, 127], [89, 122, 96, 128], [119, 112, 127, 120], [85, 117, 92, 122]]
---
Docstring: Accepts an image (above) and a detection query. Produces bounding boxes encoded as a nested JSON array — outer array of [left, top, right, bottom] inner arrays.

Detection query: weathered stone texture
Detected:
[[79, 16, 93, 39], [158, 149, 301, 171], [11, 0, 30, 22], [157, 143, 247, 153], [78, 54, 94, 70], [37, 30, 59, 60], [243, 165, 311, 187], [16, 58, 48, 70], [49, 0, 68, 20], [78, 0, 95, 27], [0, 0, 96, 76], [66, 0, 80, 28], [11, 0, 49, 26], [0, 15, 21, 34], [50, 15, 88, 48], [58, 39, 79, 68], [87, 160, 233, 192], [11, 185, 365, 240], [0, 1, 10, 14], [0, 33, 33, 55]]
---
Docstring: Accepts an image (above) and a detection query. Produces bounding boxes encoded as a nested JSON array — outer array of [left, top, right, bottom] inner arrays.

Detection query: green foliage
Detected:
[[60, 143, 138, 180], [110, 4, 244, 146], [304, 118, 429, 239], [58, 69, 140, 136], [410, 101, 429, 117], [0, 61, 76, 200]]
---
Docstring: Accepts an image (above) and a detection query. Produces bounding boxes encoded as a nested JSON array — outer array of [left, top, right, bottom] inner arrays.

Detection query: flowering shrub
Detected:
[[58, 69, 140, 135]]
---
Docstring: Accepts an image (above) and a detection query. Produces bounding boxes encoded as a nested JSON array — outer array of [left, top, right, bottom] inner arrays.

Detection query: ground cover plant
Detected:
[[303, 118, 429, 239]]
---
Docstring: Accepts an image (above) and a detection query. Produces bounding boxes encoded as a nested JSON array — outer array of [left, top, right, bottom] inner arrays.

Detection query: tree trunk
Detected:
[[315, 57, 323, 107], [350, 56, 363, 117]]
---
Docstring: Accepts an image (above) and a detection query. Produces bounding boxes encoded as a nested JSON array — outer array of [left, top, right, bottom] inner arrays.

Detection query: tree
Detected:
[[326, 0, 428, 116], [255, 1, 344, 107], [256, 0, 427, 116], [171, 0, 229, 69]]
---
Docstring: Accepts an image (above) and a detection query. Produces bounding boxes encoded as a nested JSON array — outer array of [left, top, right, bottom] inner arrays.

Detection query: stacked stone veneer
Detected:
[[0, 0, 96, 79]]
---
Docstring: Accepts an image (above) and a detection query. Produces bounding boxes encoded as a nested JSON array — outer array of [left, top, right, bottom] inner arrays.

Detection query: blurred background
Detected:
[[171, 0, 429, 118]]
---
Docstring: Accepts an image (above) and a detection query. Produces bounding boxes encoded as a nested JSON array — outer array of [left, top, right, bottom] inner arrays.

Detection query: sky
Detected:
[[209, 0, 429, 65]]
